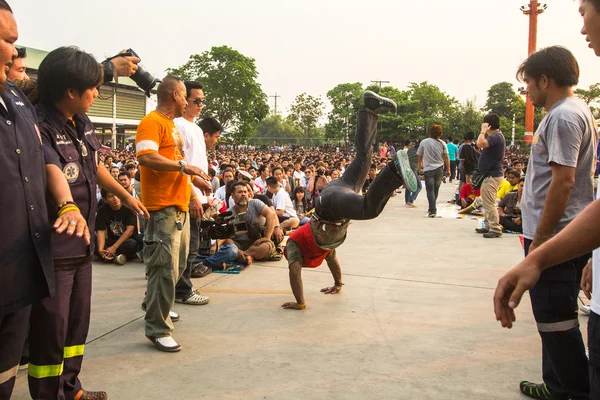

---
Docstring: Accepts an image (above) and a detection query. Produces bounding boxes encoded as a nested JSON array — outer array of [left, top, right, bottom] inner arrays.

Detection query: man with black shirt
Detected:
[[459, 131, 478, 184], [96, 189, 139, 265], [476, 114, 506, 238]]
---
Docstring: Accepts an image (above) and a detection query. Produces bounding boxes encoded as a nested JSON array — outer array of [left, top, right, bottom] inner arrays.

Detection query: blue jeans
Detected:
[[424, 167, 443, 214], [404, 170, 421, 203], [299, 216, 310, 226], [203, 244, 239, 268]]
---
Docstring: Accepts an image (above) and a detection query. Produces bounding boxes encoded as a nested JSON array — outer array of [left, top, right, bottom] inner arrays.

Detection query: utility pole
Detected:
[[520, 1, 547, 145], [269, 92, 281, 116], [370, 80, 390, 90]]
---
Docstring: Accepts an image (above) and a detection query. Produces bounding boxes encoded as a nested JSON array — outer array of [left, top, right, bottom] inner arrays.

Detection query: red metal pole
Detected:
[[524, 0, 538, 144]]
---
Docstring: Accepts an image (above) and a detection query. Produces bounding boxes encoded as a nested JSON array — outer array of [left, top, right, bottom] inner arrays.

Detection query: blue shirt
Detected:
[[447, 142, 458, 161]]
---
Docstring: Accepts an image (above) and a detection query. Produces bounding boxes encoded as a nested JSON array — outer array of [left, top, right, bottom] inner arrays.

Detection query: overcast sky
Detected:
[[11, 0, 599, 116]]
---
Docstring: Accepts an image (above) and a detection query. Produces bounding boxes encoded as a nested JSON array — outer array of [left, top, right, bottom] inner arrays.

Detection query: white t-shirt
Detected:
[[272, 187, 297, 218], [174, 117, 208, 203], [214, 185, 226, 202], [255, 176, 267, 193]]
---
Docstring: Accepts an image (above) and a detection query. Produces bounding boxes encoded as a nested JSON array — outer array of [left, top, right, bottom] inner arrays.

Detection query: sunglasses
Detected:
[[190, 97, 205, 105]]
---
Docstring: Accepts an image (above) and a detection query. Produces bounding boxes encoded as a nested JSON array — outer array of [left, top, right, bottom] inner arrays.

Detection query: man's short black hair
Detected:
[[38, 46, 103, 106], [230, 181, 247, 194], [118, 171, 129, 179], [483, 113, 501, 130], [184, 80, 203, 98], [125, 163, 135, 170], [465, 131, 475, 141], [516, 46, 579, 88], [506, 169, 520, 179], [266, 176, 279, 187], [404, 139, 412, 147], [15, 47, 25, 59], [272, 166, 283, 175], [199, 117, 223, 135], [100, 188, 116, 199], [207, 167, 216, 177], [0, 1, 12, 12]]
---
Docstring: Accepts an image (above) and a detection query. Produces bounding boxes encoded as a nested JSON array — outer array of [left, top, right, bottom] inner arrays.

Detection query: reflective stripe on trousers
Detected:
[[28, 344, 84, 379], [0, 365, 19, 385], [537, 319, 579, 333]]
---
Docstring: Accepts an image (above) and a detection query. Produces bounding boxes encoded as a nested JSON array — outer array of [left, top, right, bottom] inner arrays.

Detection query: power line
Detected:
[[370, 80, 390, 89], [269, 92, 281, 115]]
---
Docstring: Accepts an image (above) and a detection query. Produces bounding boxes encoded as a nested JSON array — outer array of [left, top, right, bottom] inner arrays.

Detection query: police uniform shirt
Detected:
[[36, 103, 101, 261], [0, 82, 54, 316]]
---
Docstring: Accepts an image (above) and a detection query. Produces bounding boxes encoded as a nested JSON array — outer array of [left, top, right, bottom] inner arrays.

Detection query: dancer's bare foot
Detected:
[[320, 285, 342, 294], [281, 302, 306, 310]]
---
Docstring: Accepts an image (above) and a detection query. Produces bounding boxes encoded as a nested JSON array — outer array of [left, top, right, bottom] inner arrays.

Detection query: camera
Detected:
[[122, 48, 158, 97]]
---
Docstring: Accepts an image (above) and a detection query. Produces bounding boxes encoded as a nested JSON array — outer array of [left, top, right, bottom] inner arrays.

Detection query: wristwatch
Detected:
[[179, 160, 187, 174]]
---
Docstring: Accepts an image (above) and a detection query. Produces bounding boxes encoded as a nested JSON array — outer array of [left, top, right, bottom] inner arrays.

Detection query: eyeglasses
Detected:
[[189, 97, 205, 105]]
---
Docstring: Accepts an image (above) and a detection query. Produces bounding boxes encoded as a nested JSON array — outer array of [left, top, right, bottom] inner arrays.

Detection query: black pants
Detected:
[[175, 217, 199, 299], [316, 109, 403, 221], [588, 311, 600, 399], [106, 237, 140, 260], [28, 258, 92, 400], [524, 239, 590, 400], [449, 160, 457, 181], [0, 305, 31, 399], [499, 215, 522, 233]]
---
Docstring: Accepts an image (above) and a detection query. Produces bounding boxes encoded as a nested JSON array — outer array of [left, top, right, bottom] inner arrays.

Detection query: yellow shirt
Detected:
[[135, 111, 191, 212], [497, 179, 518, 199]]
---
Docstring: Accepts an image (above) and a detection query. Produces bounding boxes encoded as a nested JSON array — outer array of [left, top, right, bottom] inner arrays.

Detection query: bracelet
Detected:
[[56, 200, 77, 212], [58, 205, 80, 217], [296, 303, 306, 309]]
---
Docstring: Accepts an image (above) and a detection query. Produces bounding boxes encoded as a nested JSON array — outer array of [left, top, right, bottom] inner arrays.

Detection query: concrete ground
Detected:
[[12, 183, 590, 399]]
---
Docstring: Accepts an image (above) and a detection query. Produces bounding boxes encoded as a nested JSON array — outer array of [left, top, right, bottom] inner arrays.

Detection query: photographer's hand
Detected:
[[111, 52, 140, 77]]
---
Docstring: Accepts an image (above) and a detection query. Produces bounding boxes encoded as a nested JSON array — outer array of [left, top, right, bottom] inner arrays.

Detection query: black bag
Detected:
[[471, 168, 487, 189]]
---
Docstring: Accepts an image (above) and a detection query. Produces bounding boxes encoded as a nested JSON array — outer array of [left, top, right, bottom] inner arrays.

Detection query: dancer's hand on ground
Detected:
[[99, 249, 114, 261], [582, 260, 593, 300], [493, 260, 542, 329], [282, 302, 306, 310], [321, 285, 342, 295]]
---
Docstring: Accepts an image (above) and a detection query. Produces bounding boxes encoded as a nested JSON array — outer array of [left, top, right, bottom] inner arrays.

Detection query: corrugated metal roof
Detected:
[[21, 45, 139, 89]]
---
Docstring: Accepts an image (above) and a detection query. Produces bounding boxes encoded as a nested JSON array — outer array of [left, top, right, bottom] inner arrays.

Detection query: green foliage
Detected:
[[325, 82, 363, 140], [575, 83, 600, 119], [286, 93, 325, 141], [484, 82, 517, 118], [166, 46, 269, 142], [248, 115, 301, 145]]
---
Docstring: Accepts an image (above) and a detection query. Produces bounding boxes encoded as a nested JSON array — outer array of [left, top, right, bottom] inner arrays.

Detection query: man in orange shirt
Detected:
[[136, 76, 208, 352]]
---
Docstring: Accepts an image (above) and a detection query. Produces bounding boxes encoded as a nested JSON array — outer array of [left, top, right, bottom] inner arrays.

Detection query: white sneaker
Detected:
[[169, 311, 180, 322], [580, 305, 591, 316], [114, 254, 127, 266], [146, 335, 182, 352], [175, 292, 210, 305]]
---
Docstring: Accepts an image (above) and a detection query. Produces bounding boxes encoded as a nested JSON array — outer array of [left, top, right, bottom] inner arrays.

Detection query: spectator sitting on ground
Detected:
[[498, 177, 524, 233], [118, 171, 138, 199], [459, 182, 481, 209], [215, 170, 235, 201], [208, 167, 219, 193], [292, 186, 310, 226], [266, 176, 300, 230], [96, 189, 141, 266], [109, 166, 120, 180], [497, 169, 520, 199], [362, 165, 378, 194]]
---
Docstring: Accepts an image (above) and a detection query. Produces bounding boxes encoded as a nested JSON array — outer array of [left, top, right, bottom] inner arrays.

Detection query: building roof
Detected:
[[21, 45, 139, 89]]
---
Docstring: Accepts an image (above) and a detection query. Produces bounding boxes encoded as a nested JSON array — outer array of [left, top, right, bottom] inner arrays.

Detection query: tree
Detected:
[[166, 46, 269, 142], [286, 93, 325, 145], [248, 115, 301, 146], [575, 83, 600, 105], [484, 82, 517, 118], [407, 81, 458, 136], [325, 82, 363, 141]]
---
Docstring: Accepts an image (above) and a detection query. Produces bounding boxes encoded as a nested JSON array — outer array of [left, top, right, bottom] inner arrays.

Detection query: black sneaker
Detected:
[[364, 90, 397, 114], [483, 231, 502, 238], [519, 381, 562, 400], [475, 228, 489, 234]]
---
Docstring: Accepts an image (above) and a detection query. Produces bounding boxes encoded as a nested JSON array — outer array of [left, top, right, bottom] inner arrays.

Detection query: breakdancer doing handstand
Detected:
[[282, 91, 418, 310]]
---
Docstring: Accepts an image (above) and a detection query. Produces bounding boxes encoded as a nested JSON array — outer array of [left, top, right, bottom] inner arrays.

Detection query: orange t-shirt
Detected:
[[135, 110, 191, 212]]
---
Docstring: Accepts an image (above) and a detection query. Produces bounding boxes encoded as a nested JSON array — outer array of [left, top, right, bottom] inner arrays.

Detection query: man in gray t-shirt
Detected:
[[522, 96, 597, 240], [417, 125, 451, 217]]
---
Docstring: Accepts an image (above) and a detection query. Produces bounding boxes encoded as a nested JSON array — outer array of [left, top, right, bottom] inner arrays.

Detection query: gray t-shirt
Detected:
[[227, 199, 266, 243], [417, 138, 448, 172], [522, 96, 597, 240]]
